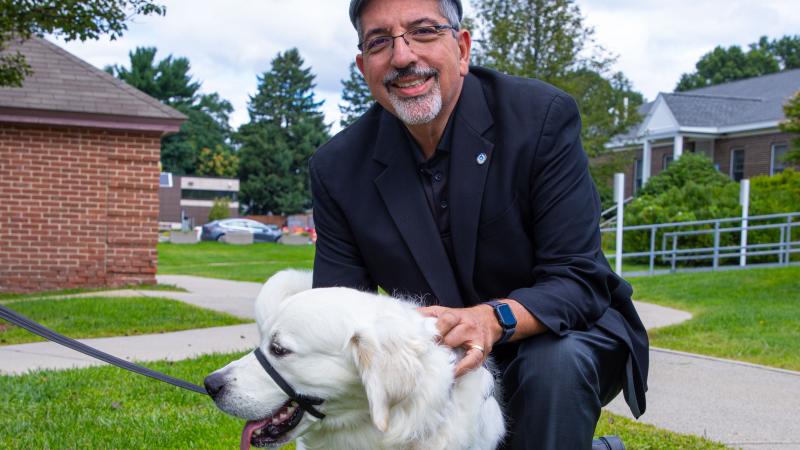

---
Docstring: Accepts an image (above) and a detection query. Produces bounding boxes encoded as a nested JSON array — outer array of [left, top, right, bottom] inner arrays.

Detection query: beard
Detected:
[[383, 65, 442, 125]]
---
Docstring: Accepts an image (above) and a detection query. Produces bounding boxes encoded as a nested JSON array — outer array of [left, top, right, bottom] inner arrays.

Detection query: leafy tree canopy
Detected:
[[339, 61, 373, 128], [676, 35, 800, 91], [197, 145, 239, 178], [470, 0, 644, 161], [0, 0, 165, 86], [237, 48, 330, 215], [780, 90, 800, 164], [106, 47, 234, 175]]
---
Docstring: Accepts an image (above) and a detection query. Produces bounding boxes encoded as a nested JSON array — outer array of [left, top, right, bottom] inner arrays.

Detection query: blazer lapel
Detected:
[[372, 112, 464, 308], [449, 74, 495, 304]]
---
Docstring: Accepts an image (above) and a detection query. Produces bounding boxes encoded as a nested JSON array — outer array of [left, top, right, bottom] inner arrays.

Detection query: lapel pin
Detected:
[[476, 152, 488, 165]]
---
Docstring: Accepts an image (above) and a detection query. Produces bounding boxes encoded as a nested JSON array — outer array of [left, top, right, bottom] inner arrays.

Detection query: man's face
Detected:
[[355, 0, 471, 126]]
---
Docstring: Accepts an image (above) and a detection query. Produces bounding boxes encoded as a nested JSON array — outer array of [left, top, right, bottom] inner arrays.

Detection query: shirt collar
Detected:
[[404, 105, 459, 166]]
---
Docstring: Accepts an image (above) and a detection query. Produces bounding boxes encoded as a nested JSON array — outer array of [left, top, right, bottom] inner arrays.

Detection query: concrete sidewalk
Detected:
[[1, 275, 799, 449], [606, 348, 800, 449]]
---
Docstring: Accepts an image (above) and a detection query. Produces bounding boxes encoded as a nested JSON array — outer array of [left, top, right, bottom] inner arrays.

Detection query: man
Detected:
[[309, 0, 649, 448]]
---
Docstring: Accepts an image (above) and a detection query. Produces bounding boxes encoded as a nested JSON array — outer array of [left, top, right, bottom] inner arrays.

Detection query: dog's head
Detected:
[[205, 270, 454, 449]]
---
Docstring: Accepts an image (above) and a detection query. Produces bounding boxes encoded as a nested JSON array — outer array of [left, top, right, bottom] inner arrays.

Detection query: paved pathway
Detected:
[[606, 349, 800, 450], [1, 275, 798, 449]]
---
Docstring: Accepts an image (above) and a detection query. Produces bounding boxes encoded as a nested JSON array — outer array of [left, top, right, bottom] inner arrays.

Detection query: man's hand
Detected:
[[418, 304, 501, 378]]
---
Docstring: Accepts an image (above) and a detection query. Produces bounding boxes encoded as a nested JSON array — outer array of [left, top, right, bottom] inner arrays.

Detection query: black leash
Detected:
[[0, 304, 208, 395]]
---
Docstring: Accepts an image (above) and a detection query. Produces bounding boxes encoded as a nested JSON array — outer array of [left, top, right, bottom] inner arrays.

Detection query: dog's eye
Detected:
[[270, 341, 291, 357]]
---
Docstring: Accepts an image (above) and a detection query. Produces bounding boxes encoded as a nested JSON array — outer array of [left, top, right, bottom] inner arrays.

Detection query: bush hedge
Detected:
[[619, 154, 800, 266]]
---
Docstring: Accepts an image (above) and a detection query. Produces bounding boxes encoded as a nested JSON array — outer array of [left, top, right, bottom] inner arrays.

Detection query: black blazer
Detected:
[[310, 66, 648, 416]]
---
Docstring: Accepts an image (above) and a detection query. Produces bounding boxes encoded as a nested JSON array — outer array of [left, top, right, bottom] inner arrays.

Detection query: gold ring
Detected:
[[467, 344, 485, 355]]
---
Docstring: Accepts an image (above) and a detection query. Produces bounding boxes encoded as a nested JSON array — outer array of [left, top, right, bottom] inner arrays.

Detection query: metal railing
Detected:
[[600, 212, 800, 276], [600, 196, 633, 228]]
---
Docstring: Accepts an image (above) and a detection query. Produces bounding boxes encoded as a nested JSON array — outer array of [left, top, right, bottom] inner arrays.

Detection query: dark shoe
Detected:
[[592, 435, 624, 450]]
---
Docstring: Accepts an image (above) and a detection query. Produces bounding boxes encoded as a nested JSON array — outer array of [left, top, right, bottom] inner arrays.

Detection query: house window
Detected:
[[730, 148, 745, 181], [181, 189, 238, 201], [159, 172, 173, 188], [634, 159, 643, 194], [663, 154, 674, 171], [771, 143, 788, 175]]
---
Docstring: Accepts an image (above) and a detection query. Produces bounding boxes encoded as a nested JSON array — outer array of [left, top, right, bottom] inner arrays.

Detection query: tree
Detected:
[[106, 47, 199, 106], [472, 0, 609, 83], [237, 48, 330, 215], [675, 35, 800, 91], [106, 47, 235, 174], [339, 62, 373, 128], [769, 35, 800, 71], [471, 0, 643, 158], [207, 197, 231, 222], [780, 91, 800, 164], [197, 145, 239, 178], [0, 0, 165, 86]]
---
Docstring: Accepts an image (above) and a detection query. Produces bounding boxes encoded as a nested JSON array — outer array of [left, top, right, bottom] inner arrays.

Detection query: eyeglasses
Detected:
[[358, 24, 457, 56]]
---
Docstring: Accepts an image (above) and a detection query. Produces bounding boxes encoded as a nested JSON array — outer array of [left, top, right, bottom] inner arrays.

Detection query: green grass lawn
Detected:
[[630, 265, 800, 371], [0, 352, 724, 449], [159, 242, 800, 371], [0, 295, 248, 346], [158, 242, 314, 282]]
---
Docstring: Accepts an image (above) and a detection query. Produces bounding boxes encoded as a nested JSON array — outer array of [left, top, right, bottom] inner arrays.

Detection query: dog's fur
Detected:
[[207, 270, 505, 450]]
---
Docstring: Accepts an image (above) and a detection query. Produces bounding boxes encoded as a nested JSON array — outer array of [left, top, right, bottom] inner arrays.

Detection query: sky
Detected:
[[51, 0, 800, 134]]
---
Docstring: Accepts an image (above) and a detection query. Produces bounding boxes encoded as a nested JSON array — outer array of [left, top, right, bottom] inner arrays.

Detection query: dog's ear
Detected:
[[254, 270, 313, 327], [349, 324, 427, 432]]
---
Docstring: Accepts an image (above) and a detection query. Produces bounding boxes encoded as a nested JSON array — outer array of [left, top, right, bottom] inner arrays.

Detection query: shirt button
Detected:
[[433, 172, 443, 182], [440, 200, 448, 209]]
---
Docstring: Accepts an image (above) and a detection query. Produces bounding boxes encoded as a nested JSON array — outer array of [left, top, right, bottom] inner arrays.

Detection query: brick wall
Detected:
[[714, 132, 797, 178], [595, 132, 799, 198], [0, 124, 161, 293]]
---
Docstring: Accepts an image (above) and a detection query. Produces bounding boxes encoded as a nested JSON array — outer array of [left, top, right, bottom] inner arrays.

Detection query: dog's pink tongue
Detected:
[[241, 419, 267, 450]]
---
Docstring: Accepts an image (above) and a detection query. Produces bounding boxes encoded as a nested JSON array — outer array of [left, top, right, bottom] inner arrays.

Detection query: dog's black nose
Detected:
[[204, 372, 227, 398]]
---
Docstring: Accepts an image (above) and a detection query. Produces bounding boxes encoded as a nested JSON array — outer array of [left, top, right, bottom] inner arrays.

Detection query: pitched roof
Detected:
[[661, 93, 771, 127], [663, 68, 800, 127], [0, 36, 185, 132], [608, 69, 800, 148]]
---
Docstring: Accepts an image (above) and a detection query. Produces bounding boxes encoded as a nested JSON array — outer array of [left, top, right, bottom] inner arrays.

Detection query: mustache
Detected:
[[383, 65, 439, 86]]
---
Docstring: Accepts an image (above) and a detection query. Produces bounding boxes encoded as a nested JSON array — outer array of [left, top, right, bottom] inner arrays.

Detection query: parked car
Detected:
[[201, 219, 282, 243]]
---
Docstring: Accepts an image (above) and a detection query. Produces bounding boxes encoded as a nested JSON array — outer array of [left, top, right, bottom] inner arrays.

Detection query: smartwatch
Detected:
[[485, 300, 517, 345]]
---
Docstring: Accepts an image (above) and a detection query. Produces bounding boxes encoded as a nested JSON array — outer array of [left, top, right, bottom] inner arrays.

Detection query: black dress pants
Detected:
[[492, 325, 628, 450]]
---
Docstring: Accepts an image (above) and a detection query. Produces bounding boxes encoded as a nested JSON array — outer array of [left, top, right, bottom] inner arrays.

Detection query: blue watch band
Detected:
[[486, 300, 517, 345]]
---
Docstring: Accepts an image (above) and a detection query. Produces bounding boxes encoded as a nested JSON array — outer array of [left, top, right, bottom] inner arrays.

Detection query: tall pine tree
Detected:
[[106, 47, 234, 174], [339, 62, 373, 128], [237, 48, 330, 215]]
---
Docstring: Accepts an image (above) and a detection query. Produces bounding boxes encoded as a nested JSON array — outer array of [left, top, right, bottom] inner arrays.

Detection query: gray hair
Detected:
[[355, 0, 461, 43]]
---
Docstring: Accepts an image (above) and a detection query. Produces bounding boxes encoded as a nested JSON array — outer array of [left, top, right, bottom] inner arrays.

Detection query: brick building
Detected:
[[605, 69, 800, 198], [0, 37, 185, 293], [158, 173, 240, 227]]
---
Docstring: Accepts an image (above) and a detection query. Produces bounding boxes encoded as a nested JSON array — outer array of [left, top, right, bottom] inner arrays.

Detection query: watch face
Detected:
[[495, 304, 517, 328]]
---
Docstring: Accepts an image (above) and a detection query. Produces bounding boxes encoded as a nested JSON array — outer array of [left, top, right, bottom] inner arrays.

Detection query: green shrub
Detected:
[[208, 197, 231, 222], [638, 153, 732, 197], [621, 153, 800, 266]]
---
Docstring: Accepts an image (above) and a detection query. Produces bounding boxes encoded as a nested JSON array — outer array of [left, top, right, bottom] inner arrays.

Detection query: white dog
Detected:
[[205, 270, 505, 450]]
